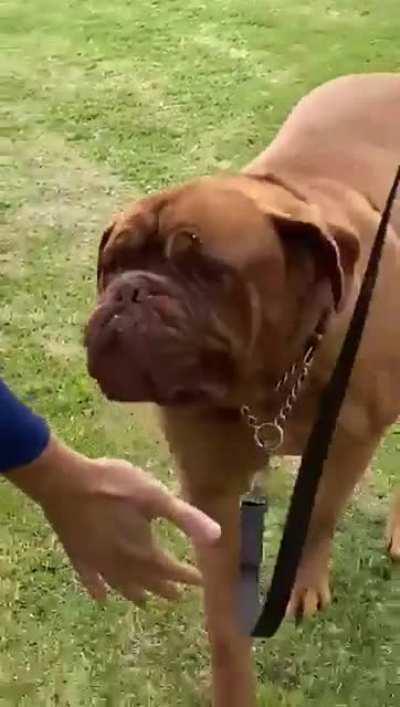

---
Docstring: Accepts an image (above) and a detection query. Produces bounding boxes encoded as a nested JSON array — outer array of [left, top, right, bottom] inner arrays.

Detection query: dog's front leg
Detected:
[[387, 487, 400, 559], [183, 487, 257, 707], [287, 429, 382, 618]]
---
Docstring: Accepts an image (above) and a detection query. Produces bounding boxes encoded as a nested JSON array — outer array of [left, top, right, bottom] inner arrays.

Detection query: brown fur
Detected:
[[85, 73, 400, 706]]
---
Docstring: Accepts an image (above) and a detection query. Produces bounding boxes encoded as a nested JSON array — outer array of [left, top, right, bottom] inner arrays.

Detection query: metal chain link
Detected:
[[241, 313, 328, 455]]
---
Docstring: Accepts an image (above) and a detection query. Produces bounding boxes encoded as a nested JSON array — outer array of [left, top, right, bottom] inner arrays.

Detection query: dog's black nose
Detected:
[[112, 276, 149, 305]]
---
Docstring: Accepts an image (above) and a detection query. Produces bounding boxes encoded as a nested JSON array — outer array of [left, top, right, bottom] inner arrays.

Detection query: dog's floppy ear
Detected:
[[97, 222, 115, 289], [96, 191, 175, 291], [270, 212, 360, 312]]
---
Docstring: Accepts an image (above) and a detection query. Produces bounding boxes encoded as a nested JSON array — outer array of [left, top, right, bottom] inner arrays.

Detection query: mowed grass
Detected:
[[1, 0, 400, 704]]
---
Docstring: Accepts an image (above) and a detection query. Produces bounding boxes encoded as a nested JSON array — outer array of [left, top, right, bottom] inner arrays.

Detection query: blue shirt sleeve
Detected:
[[0, 378, 50, 473]]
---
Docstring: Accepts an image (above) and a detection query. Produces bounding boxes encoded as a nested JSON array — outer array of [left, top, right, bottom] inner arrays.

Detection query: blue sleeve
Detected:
[[0, 378, 50, 473]]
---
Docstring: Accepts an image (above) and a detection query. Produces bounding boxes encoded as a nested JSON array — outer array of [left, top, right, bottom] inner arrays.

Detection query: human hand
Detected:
[[8, 436, 221, 603]]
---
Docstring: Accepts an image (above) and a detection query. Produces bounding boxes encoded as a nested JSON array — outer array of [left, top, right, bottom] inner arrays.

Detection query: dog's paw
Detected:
[[286, 580, 331, 620], [387, 523, 400, 560], [386, 495, 400, 560], [286, 549, 331, 620]]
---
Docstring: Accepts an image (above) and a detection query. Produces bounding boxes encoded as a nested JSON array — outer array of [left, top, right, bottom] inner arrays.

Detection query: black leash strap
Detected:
[[240, 165, 400, 638]]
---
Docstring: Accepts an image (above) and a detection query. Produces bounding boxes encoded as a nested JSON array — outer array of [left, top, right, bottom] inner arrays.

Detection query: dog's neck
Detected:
[[225, 274, 333, 421]]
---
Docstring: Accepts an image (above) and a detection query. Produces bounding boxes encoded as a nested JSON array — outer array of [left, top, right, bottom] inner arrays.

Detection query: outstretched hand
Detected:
[[8, 437, 221, 603]]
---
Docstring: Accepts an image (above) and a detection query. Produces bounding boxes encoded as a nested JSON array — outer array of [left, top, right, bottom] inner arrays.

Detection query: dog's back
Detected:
[[245, 73, 400, 212]]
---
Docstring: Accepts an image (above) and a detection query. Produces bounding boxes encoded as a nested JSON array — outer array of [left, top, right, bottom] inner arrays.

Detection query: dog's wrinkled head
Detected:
[[85, 175, 358, 407]]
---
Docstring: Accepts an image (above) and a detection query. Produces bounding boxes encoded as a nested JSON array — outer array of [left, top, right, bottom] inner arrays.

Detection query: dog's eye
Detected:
[[165, 231, 201, 258]]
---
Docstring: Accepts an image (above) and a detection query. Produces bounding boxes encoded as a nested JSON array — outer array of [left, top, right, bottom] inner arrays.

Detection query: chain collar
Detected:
[[241, 310, 330, 455]]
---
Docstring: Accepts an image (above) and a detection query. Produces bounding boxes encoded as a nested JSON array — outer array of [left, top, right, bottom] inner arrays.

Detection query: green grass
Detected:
[[1, 0, 400, 704]]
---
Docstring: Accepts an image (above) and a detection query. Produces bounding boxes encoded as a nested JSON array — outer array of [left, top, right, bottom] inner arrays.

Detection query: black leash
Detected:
[[239, 165, 400, 638]]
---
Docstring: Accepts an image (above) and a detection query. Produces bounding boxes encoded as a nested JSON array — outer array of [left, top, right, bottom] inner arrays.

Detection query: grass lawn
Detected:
[[2, 0, 400, 704]]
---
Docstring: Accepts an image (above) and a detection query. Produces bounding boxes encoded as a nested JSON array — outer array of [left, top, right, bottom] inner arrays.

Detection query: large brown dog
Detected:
[[85, 73, 400, 706]]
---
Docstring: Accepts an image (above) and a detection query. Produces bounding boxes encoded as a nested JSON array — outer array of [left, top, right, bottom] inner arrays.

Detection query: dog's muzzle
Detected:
[[84, 271, 228, 406]]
